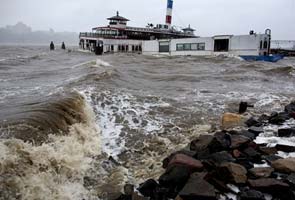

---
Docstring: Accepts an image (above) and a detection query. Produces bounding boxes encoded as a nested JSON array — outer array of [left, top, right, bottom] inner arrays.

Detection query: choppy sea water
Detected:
[[0, 45, 295, 199]]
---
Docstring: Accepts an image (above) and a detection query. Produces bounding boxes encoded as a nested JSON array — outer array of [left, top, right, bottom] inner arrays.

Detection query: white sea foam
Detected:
[[95, 59, 111, 67], [80, 87, 168, 158], [0, 97, 102, 200]]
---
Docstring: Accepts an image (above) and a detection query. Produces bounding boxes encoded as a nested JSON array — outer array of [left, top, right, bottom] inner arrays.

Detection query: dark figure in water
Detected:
[[61, 42, 66, 50], [50, 41, 55, 50]]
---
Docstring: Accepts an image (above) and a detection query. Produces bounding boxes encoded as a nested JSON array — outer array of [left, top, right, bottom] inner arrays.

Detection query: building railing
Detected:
[[79, 32, 128, 39]]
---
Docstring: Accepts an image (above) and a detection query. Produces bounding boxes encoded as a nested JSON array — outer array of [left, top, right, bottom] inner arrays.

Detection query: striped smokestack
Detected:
[[166, 0, 173, 28]]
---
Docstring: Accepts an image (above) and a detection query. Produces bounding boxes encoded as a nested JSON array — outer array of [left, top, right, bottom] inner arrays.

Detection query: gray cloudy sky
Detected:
[[1, 0, 294, 39]]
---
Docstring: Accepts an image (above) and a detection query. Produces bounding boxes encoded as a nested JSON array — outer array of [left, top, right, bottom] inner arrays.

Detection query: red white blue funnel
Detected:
[[166, 0, 173, 28]]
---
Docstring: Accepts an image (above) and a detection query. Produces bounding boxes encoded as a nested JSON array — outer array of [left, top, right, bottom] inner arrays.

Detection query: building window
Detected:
[[191, 43, 198, 50], [260, 41, 263, 49], [176, 43, 206, 51], [159, 42, 170, 52], [198, 43, 205, 50], [184, 43, 191, 50], [176, 44, 184, 51], [111, 45, 114, 51]]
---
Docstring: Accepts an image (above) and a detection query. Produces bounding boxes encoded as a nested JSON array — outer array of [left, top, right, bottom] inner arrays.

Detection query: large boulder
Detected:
[[245, 117, 262, 127], [248, 126, 264, 135], [167, 154, 203, 172], [239, 189, 266, 200], [179, 173, 217, 200], [137, 179, 159, 198], [247, 178, 289, 196], [191, 132, 230, 154], [268, 112, 290, 125], [285, 102, 295, 116], [204, 151, 236, 167], [162, 150, 197, 169], [221, 113, 246, 129], [262, 155, 283, 164], [258, 146, 278, 155], [243, 147, 261, 163], [271, 158, 295, 173], [230, 135, 251, 149], [190, 135, 214, 152], [275, 144, 295, 153], [249, 167, 274, 178], [217, 162, 247, 184], [159, 165, 191, 198], [278, 128, 295, 137]]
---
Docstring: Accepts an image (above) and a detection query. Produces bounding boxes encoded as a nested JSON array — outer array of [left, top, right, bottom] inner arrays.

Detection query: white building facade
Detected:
[[142, 33, 271, 56]]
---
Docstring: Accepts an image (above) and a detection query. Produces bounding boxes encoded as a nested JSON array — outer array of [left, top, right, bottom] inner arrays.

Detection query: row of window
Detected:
[[114, 45, 142, 52], [176, 43, 205, 51]]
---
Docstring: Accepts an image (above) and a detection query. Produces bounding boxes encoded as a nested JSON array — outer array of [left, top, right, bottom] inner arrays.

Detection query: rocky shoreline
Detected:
[[114, 101, 295, 200]]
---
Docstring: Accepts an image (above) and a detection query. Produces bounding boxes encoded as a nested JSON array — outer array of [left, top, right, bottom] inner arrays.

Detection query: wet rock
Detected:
[[190, 135, 214, 152], [221, 113, 245, 129], [248, 127, 264, 135], [238, 130, 256, 140], [230, 135, 251, 149], [167, 154, 203, 172], [137, 179, 158, 198], [249, 167, 274, 178], [232, 149, 243, 158], [207, 175, 231, 193], [275, 144, 295, 152], [179, 173, 217, 200], [245, 117, 262, 127], [243, 147, 261, 162], [205, 151, 236, 166], [247, 178, 289, 196], [211, 131, 231, 152], [259, 147, 278, 155], [217, 162, 247, 184], [271, 158, 295, 173], [239, 102, 254, 114], [162, 150, 196, 169], [239, 189, 266, 200], [278, 128, 295, 137], [268, 112, 290, 125], [285, 102, 295, 115], [286, 173, 295, 186], [159, 165, 190, 197], [236, 159, 254, 170], [262, 155, 282, 164]]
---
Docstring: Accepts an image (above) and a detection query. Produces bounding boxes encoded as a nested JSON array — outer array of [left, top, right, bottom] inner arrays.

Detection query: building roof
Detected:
[[107, 11, 130, 21], [182, 25, 195, 31]]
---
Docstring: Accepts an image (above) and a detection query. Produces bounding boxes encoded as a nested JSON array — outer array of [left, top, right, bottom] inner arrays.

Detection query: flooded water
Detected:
[[0, 45, 295, 199]]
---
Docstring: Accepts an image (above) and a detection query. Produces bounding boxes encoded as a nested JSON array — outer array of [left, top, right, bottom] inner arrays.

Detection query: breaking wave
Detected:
[[260, 66, 295, 77], [0, 92, 102, 200]]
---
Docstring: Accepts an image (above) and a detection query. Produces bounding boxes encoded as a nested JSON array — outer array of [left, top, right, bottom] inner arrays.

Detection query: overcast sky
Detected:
[[0, 0, 294, 39]]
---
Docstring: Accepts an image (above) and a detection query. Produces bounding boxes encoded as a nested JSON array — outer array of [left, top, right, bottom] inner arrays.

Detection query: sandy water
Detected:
[[0, 46, 295, 199]]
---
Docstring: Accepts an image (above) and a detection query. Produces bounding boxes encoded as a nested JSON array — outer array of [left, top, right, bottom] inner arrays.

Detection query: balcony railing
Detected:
[[79, 32, 128, 39]]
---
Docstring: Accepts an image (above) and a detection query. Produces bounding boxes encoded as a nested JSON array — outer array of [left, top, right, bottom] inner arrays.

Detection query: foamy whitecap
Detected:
[[0, 97, 102, 200], [96, 59, 111, 67]]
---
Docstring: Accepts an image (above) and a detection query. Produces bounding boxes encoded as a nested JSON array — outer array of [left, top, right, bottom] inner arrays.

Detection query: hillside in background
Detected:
[[0, 22, 78, 45]]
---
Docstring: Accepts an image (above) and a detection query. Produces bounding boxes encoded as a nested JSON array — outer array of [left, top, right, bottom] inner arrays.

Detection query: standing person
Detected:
[[61, 42, 66, 50], [50, 41, 55, 50]]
